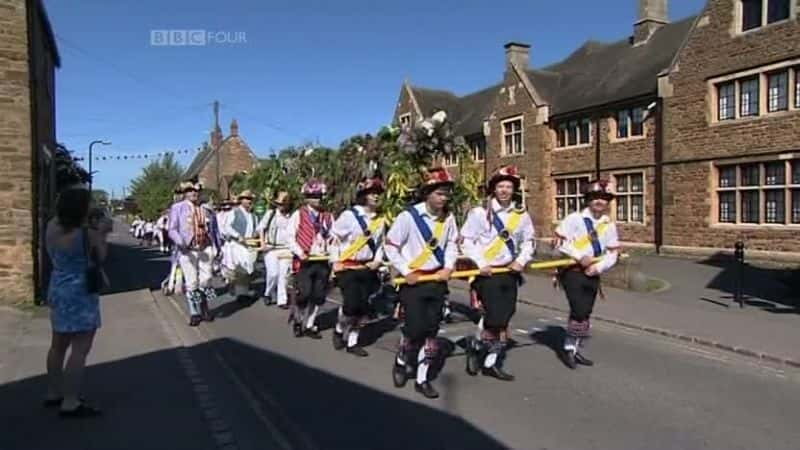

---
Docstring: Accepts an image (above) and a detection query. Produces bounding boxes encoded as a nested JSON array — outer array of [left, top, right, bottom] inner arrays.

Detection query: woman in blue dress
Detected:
[[44, 186, 110, 418]]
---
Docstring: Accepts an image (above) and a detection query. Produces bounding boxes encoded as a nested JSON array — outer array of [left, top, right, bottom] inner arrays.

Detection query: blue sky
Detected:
[[46, 0, 705, 197]]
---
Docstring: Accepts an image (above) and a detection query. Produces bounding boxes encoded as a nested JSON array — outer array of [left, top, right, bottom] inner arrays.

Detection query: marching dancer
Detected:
[[156, 210, 170, 253], [330, 176, 386, 357], [460, 165, 535, 381], [256, 191, 293, 308], [553, 179, 620, 369], [220, 190, 260, 304], [385, 167, 458, 399], [286, 179, 333, 339], [168, 181, 222, 326]]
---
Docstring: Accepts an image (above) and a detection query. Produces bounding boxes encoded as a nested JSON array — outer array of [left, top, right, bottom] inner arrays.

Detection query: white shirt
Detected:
[[222, 206, 257, 240], [329, 205, 385, 263], [256, 208, 292, 246], [285, 206, 332, 258], [156, 215, 169, 230], [555, 208, 620, 274], [144, 222, 154, 233], [384, 202, 458, 277], [460, 198, 536, 268]]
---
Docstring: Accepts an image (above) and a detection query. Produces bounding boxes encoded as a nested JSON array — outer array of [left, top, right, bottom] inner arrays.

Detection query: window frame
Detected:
[[469, 138, 486, 163], [398, 113, 412, 128], [614, 107, 646, 140], [553, 175, 591, 221], [714, 159, 800, 226], [737, 0, 793, 33], [442, 152, 459, 167], [710, 61, 800, 123], [554, 117, 592, 149], [612, 172, 647, 225], [501, 116, 524, 156]]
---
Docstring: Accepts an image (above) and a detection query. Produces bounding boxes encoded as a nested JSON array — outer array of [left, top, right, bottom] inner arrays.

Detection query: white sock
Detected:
[[484, 353, 498, 368], [416, 346, 428, 383], [306, 306, 319, 329], [335, 322, 345, 334], [347, 330, 359, 347]]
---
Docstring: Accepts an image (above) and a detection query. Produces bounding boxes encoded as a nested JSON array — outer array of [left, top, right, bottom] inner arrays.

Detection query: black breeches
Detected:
[[471, 272, 519, 329], [295, 261, 331, 306], [399, 281, 448, 342], [337, 268, 380, 318], [560, 270, 599, 322]]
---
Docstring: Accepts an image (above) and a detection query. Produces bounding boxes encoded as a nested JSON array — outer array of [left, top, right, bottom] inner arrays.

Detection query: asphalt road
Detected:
[[116, 222, 800, 450]]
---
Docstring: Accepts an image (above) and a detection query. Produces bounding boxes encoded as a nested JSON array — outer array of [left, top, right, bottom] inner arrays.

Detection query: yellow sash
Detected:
[[572, 221, 609, 252], [483, 212, 524, 262], [339, 217, 384, 262], [409, 219, 446, 270]]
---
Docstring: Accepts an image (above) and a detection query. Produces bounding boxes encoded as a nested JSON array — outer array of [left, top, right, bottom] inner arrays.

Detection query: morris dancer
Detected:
[[286, 179, 333, 339], [156, 210, 170, 253], [168, 182, 222, 326], [460, 165, 535, 381], [257, 191, 293, 308], [385, 167, 457, 399], [330, 176, 386, 357], [221, 190, 259, 304], [553, 179, 620, 369]]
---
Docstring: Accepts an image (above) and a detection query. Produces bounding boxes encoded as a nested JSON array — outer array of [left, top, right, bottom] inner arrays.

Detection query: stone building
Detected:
[[0, 0, 60, 304], [183, 118, 259, 200], [392, 0, 800, 260]]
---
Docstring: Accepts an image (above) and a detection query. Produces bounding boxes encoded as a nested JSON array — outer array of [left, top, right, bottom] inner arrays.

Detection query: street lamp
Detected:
[[88, 139, 111, 192]]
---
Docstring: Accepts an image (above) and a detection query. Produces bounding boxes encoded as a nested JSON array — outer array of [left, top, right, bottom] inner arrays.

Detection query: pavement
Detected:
[[0, 225, 282, 450], [2, 220, 800, 449], [487, 253, 800, 366]]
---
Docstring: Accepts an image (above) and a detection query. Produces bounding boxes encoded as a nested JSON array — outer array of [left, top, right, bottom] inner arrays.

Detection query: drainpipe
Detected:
[[594, 115, 601, 179], [654, 98, 664, 254]]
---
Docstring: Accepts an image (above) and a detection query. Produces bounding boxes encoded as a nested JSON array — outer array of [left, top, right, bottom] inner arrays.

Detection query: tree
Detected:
[[129, 153, 183, 220]]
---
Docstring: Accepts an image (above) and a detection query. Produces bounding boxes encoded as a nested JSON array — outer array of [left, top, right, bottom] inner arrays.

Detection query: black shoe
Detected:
[[332, 332, 345, 350], [414, 382, 439, 399], [392, 362, 408, 388], [575, 352, 594, 366], [481, 366, 515, 381], [278, 304, 289, 310], [304, 328, 322, 340], [189, 315, 202, 327], [292, 323, 303, 338], [560, 350, 577, 370], [346, 346, 368, 357], [261, 296, 273, 306]]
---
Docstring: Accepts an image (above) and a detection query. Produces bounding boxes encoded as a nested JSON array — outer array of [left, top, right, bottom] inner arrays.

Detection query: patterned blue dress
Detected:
[[47, 230, 101, 333]]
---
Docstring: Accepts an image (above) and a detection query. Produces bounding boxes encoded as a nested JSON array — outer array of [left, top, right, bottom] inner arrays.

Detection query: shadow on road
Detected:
[[0, 338, 510, 450], [102, 242, 170, 296]]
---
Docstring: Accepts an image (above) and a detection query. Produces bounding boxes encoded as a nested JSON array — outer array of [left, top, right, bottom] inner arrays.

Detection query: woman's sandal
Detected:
[[59, 403, 102, 418]]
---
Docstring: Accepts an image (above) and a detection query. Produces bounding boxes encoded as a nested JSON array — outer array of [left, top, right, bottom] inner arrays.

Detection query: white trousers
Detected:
[[263, 251, 291, 305], [178, 246, 215, 292]]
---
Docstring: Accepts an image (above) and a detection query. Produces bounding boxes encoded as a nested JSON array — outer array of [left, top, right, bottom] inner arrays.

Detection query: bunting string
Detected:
[[81, 148, 202, 161]]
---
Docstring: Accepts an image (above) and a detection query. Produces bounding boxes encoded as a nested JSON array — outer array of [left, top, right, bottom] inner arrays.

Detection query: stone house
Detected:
[[393, 0, 800, 260], [183, 118, 259, 200], [0, 0, 60, 304]]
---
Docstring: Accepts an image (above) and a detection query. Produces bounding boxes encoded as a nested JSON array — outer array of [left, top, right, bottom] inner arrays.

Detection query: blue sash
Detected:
[[407, 207, 445, 267], [490, 211, 517, 258], [350, 208, 377, 254], [582, 217, 603, 257]]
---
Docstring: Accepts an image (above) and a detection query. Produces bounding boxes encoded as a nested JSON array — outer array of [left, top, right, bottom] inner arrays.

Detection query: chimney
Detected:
[[210, 125, 223, 148], [230, 118, 239, 137], [634, 0, 669, 46], [504, 42, 530, 72]]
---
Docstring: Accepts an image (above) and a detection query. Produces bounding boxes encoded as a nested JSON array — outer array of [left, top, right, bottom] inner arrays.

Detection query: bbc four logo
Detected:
[[150, 30, 247, 46]]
